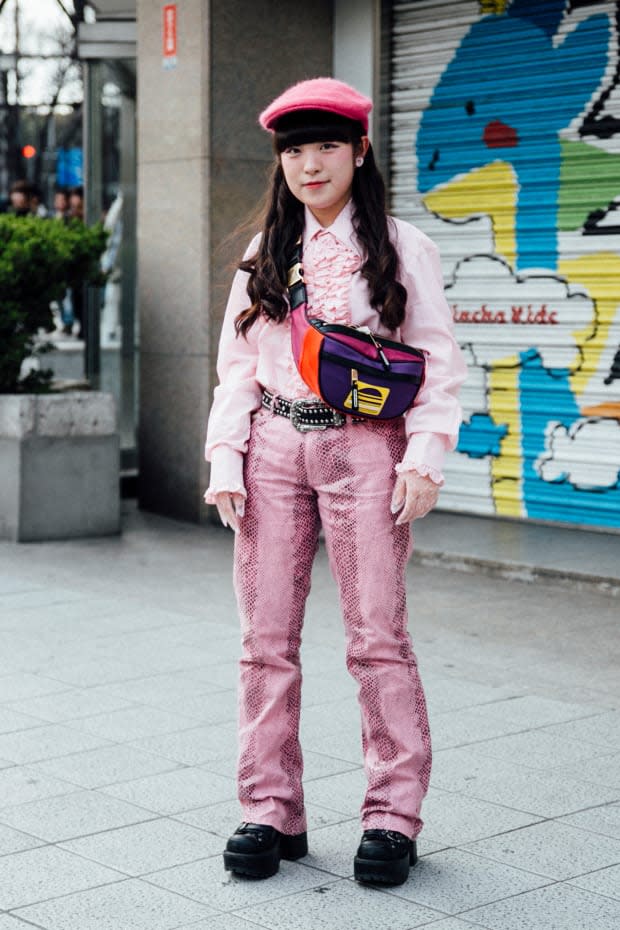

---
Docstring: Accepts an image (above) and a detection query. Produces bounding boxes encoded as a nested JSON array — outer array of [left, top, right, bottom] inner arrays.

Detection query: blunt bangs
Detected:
[[273, 109, 363, 152]]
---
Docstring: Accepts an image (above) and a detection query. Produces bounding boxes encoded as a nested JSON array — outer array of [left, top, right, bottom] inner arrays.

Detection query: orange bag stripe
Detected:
[[299, 327, 323, 396]]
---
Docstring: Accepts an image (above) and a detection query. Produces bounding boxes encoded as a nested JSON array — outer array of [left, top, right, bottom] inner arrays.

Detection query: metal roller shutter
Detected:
[[391, 0, 620, 529]]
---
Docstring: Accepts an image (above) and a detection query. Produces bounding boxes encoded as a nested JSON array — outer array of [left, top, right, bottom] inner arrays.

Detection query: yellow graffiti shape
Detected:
[[480, 0, 509, 13], [423, 161, 518, 270], [558, 253, 620, 400], [488, 356, 523, 516]]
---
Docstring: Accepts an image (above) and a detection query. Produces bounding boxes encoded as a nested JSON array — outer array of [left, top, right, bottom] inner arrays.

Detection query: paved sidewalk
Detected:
[[0, 504, 618, 930]]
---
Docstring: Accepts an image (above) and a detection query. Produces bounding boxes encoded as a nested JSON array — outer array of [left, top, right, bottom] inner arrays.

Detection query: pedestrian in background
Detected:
[[29, 184, 48, 218], [53, 187, 69, 220], [204, 78, 466, 886], [67, 185, 84, 222], [62, 186, 86, 336], [7, 179, 33, 216]]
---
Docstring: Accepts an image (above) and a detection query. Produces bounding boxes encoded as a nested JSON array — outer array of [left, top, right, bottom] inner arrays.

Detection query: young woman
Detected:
[[204, 77, 466, 886]]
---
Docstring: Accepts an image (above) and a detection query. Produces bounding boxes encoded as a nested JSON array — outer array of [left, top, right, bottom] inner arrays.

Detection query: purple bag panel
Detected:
[[290, 304, 309, 361]]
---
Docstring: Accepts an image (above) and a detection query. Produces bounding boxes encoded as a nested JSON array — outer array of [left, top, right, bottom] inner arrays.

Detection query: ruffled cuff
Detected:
[[394, 461, 444, 486], [204, 445, 246, 504], [398, 432, 449, 486]]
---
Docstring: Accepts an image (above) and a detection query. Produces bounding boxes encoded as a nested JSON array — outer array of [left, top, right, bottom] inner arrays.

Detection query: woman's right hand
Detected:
[[213, 491, 246, 532]]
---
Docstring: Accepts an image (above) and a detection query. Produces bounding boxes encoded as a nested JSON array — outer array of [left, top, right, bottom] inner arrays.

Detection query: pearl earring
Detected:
[[355, 156, 364, 168]]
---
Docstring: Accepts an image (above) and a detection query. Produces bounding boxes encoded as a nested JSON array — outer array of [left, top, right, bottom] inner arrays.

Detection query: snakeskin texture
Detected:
[[233, 409, 431, 838]]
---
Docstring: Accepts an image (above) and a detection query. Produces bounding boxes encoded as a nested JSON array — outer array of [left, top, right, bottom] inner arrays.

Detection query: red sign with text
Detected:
[[163, 4, 177, 67]]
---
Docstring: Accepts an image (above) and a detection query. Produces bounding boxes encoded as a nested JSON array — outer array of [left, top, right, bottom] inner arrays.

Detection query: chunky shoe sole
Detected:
[[354, 839, 418, 886], [224, 831, 308, 879]]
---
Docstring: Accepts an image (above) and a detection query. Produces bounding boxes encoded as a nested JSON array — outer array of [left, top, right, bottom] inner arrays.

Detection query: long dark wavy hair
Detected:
[[234, 110, 407, 336]]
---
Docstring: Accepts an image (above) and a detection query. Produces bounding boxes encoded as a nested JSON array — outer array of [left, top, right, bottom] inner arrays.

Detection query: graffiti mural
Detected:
[[408, 0, 620, 526]]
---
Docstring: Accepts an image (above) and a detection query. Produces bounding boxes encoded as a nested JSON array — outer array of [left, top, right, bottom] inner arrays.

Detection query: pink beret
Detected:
[[259, 77, 373, 134]]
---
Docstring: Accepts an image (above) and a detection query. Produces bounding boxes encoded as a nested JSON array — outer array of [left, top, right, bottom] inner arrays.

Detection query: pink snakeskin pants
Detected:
[[233, 408, 432, 838]]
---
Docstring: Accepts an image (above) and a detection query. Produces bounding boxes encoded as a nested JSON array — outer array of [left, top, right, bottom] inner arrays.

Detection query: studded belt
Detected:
[[261, 390, 347, 432]]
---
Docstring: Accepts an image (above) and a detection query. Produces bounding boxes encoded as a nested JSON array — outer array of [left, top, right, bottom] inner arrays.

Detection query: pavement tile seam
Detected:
[[446, 816, 555, 849], [424, 782, 549, 818], [422, 914, 490, 930], [94, 695, 237, 719], [2, 917, 50, 929], [547, 752, 620, 790], [541, 812, 620, 846], [447, 728, 612, 761], [0, 769, 86, 807], [229, 875, 425, 920], [383, 851, 554, 908], [282, 765, 363, 786], [0, 838, 49, 860], [459, 834, 620, 881], [430, 694, 527, 714], [29, 755, 187, 790], [53, 837, 223, 879], [0, 726, 119, 764], [307, 815, 359, 835], [567, 869, 620, 902], [0, 717, 61, 738], [97, 787, 237, 819], [0, 683, 75, 705], [99, 780, 232, 814], [458, 881, 620, 927], [0, 805, 163, 847], [340, 875, 454, 922], [81, 621, 240, 645], [129, 726, 242, 759], [431, 706, 614, 748], [170, 918, 272, 930], [140, 868, 344, 913], [1, 694, 144, 720], [441, 774, 620, 819], [66, 716, 225, 746], [558, 804, 620, 840], [8, 875, 216, 923], [1, 865, 128, 913], [443, 877, 560, 917], [469, 737, 615, 772]]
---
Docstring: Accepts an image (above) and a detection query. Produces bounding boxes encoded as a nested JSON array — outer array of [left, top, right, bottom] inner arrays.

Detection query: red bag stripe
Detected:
[[298, 326, 323, 397]]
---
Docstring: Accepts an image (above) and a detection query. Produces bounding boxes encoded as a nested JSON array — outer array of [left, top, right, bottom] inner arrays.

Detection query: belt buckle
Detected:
[[290, 399, 323, 432], [290, 399, 346, 432]]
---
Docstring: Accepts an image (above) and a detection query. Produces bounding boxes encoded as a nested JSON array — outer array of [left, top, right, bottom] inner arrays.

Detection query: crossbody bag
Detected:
[[287, 240, 426, 420]]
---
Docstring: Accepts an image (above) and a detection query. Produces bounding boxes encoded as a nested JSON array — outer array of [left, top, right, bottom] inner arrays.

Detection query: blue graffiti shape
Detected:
[[520, 350, 620, 527], [416, 0, 610, 271], [507, 0, 566, 37], [458, 413, 508, 458]]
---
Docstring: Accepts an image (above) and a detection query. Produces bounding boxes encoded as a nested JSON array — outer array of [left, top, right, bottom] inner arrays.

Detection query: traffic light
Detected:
[[21, 144, 37, 159]]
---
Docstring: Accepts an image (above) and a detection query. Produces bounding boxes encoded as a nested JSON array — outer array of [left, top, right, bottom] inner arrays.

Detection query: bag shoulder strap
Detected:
[[287, 239, 306, 311]]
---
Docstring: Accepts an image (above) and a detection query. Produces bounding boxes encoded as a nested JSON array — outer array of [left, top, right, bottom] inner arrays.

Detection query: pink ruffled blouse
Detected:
[[281, 226, 361, 399], [204, 201, 467, 502]]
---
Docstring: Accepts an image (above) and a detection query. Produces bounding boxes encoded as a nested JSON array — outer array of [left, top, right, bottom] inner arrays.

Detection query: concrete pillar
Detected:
[[136, 0, 333, 522]]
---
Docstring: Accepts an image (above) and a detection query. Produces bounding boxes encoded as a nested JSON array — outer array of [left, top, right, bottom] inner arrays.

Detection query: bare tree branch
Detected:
[[53, 0, 73, 23]]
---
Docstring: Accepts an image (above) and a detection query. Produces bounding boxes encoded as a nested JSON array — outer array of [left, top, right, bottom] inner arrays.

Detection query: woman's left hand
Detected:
[[213, 491, 245, 532], [390, 471, 440, 524]]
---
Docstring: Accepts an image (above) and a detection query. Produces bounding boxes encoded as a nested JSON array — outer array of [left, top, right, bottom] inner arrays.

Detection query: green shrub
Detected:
[[0, 215, 108, 393]]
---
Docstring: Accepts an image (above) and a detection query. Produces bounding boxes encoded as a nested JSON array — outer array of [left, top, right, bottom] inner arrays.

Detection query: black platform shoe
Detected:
[[354, 829, 418, 885], [223, 823, 308, 879]]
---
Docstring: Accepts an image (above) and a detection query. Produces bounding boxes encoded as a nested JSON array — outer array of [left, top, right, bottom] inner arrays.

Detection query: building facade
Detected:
[[83, 0, 620, 530]]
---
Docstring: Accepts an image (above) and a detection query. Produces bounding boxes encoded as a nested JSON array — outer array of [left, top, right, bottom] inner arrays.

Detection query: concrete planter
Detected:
[[0, 392, 120, 542]]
